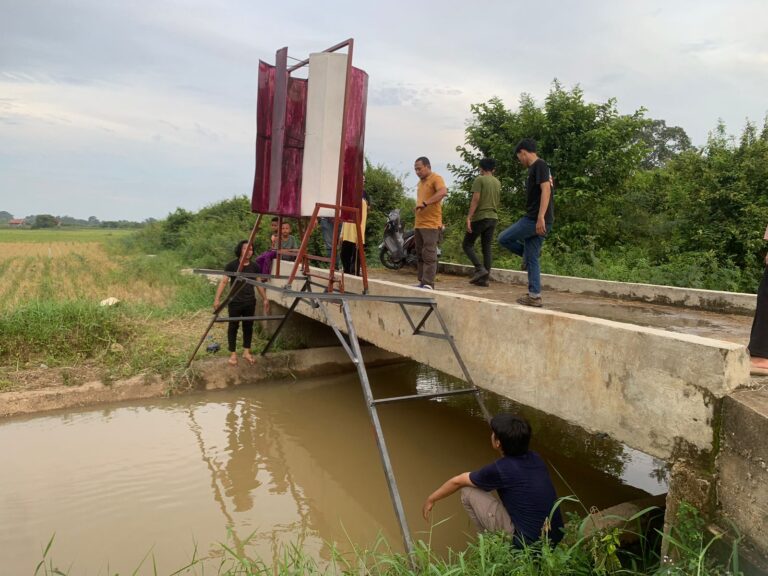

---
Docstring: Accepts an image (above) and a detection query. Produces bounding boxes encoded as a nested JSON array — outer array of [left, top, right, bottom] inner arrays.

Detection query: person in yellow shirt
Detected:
[[414, 157, 447, 289], [341, 191, 368, 275]]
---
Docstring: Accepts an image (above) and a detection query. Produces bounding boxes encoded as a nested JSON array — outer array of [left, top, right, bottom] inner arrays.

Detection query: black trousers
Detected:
[[227, 300, 256, 352], [749, 266, 768, 358], [341, 240, 361, 275], [462, 218, 497, 272]]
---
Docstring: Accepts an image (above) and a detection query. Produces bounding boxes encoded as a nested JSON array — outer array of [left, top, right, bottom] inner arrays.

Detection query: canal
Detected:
[[0, 361, 666, 574]]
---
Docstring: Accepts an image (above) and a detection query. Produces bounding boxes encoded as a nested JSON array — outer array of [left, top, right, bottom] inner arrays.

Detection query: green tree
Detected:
[[363, 160, 408, 257], [31, 214, 59, 229], [160, 208, 194, 250], [449, 82, 651, 251]]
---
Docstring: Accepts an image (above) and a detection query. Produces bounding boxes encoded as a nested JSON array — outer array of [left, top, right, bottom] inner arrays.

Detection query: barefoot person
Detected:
[[749, 225, 768, 374], [422, 414, 563, 546], [214, 240, 259, 366]]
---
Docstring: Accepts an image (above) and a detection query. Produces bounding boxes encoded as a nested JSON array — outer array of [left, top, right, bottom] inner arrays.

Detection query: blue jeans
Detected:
[[498, 217, 550, 297], [319, 217, 338, 265]]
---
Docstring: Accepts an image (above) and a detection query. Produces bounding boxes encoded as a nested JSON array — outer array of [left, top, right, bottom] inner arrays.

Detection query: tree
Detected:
[[637, 119, 692, 169], [160, 208, 194, 249], [449, 82, 650, 250], [363, 160, 409, 255], [31, 214, 58, 229]]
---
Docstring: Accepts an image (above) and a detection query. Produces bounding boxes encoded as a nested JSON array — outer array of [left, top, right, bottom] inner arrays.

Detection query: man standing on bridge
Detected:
[[414, 156, 447, 290], [498, 139, 554, 307], [422, 413, 563, 546], [463, 158, 501, 286]]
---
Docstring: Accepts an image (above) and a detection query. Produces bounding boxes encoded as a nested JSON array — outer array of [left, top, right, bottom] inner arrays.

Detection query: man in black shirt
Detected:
[[422, 414, 563, 546], [498, 139, 554, 307]]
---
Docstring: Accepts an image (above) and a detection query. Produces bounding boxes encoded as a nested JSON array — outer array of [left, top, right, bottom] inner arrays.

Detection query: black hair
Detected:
[[490, 414, 532, 456], [270, 216, 279, 223], [414, 156, 431, 168], [234, 240, 250, 258], [514, 138, 537, 154], [479, 158, 496, 172]]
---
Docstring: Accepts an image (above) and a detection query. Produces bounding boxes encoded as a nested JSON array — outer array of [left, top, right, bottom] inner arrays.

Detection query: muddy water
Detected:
[[1, 362, 666, 574]]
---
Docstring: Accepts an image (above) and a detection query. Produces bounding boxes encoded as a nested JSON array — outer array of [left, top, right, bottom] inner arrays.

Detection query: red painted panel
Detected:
[[252, 61, 274, 213], [253, 59, 367, 220], [280, 77, 308, 216], [340, 67, 369, 221], [252, 62, 308, 216]]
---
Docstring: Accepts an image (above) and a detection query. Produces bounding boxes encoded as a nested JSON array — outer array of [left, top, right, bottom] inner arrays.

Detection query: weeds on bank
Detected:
[[34, 502, 744, 575]]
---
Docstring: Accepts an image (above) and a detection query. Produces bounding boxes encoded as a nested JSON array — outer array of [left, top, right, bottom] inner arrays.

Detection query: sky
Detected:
[[1, 0, 767, 221]]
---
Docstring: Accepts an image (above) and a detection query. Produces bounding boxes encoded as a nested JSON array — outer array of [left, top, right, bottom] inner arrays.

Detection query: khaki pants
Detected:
[[460, 487, 515, 535], [415, 228, 440, 287]]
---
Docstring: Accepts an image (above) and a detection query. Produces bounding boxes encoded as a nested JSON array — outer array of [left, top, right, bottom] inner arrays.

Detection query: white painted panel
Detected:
[[300, 52, 348, 217]]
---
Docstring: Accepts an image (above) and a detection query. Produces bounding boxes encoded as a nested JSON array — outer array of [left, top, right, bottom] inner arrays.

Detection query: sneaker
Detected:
[[516, 294, 542, 307], [469, 267, 489, 284], [475, 280, 489, 287], [420, 284, 434, 290]]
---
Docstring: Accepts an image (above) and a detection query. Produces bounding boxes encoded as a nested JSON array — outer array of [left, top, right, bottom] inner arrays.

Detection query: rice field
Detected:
[[0, 228, 217, 370], [0, 230, 175, 310]]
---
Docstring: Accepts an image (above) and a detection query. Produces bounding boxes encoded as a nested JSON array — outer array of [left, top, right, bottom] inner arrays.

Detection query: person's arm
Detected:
[[416, 182, 448, 212], [536, 180, 551, 236], [422, 472, 475, 520], [213, 276, 229, 310], [466, 191, 481, 233]]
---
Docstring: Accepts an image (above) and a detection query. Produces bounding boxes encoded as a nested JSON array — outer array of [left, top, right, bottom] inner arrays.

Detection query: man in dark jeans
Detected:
[[463, 158, 501, 286], [498, 139, 554, 307]]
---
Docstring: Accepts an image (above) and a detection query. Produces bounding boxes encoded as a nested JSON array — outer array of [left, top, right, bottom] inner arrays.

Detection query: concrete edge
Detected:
[[438, 262, 757, 315], [0, 347, 403, 419]]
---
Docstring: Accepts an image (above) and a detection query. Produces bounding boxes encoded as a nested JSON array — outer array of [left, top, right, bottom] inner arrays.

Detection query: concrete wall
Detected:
[[268, 269, 750, 461], [439, 262, 757, 315], [717, 389, 768, 565]]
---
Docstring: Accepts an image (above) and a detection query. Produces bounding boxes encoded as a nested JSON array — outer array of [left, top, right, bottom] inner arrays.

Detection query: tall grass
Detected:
[[32, 503, 745, 576], [0, 300, 128, 364]]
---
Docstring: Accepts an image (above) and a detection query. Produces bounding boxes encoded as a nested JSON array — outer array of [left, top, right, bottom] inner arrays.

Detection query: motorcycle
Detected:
[[378, 209, 440, 270]]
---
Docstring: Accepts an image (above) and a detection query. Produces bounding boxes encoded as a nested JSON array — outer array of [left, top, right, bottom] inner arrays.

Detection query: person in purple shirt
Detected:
[[422, 414, 564, 546]]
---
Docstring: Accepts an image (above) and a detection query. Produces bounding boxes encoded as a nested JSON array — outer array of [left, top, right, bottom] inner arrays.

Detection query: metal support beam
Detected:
[[372, 388, 478, 405], [339, 299, 415, 556]]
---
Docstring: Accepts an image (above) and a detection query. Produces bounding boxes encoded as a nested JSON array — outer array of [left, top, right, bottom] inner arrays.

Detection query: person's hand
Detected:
[[536, 216, 546, 236], [466, 218, 473, 233], [422, 498, 434, 521], [764, 253, 768, 266], [416, 201, 427, 212]]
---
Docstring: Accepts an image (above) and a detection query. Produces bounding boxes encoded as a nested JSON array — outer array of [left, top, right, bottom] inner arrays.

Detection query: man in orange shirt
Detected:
[[414, 157, 448, 289]]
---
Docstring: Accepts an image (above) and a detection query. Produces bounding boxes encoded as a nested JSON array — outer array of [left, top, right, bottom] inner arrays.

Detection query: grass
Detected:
[[0, 228, 254, 388], [0, 227, 134, 243], [31, 502, 744, 576]]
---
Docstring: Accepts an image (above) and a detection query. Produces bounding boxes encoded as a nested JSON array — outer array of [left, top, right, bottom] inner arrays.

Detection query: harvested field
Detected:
[[0, 239, 175, 309]]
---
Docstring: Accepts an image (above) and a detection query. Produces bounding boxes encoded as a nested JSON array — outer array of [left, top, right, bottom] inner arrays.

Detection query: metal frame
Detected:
[[193, 269, 490, 556], [277, 39, 368, 294]]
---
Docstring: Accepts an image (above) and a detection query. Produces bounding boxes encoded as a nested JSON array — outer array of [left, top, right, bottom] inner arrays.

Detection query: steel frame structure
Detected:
[[192, 268, 491, 556]]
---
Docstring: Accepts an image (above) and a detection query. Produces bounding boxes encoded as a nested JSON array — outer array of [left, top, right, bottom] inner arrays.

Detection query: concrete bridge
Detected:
[[264, 262, 767, 565]]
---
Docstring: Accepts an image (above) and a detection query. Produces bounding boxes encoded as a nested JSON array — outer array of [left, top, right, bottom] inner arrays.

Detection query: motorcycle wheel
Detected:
[[379, 246, 404, 270]]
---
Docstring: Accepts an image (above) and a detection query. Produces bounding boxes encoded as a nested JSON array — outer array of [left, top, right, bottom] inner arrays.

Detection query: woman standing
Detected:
[[214, 240, 258, 366], [749, 226, 768, 374]]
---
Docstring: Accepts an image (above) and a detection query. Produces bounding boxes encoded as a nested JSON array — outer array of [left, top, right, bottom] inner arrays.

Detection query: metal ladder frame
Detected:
[[192, 270, 490, 556]]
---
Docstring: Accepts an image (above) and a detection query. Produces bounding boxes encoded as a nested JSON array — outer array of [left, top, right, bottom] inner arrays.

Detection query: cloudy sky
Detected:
[[1, 0, 767, 221]]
